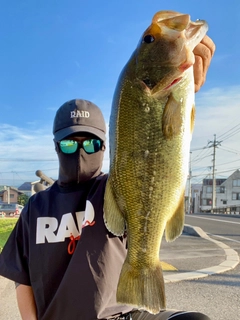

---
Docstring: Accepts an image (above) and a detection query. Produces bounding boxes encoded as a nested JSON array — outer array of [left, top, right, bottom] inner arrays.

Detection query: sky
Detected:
[[1, 0, 240, 187]]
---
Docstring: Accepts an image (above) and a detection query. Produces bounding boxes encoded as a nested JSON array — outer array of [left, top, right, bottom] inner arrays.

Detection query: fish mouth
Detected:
[[142, 77, 182, 91], [164, 77, 182, 90]]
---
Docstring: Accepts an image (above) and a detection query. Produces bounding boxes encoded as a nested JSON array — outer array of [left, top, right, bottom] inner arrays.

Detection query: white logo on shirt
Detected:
[[36, 200, 95, 244]]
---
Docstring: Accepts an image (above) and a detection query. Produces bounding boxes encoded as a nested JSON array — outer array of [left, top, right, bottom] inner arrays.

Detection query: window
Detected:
[[206, 199, 212, 205], [216, 186, 225, 193], [222, 200, 227, 204], [206, 186, 212, 193], [220, 186, 225, 193], [232, 193, 240, 200], [202, 199, 212, 205], [233, 179, 240, 187], [10, 194, 14, 198]]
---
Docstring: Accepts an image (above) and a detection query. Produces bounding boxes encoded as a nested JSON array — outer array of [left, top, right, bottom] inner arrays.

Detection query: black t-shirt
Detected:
[[0, 174, 132, 319]]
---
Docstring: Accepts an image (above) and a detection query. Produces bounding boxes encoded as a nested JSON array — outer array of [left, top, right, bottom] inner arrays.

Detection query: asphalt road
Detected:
[[186, 213, 240, 245], [1, 213, 239, 320], [164, 213, 240, 320], [0, 276, 20, 319]]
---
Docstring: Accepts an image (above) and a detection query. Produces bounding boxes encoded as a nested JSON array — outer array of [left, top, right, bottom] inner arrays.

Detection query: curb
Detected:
[[164, 224, 240, 283]]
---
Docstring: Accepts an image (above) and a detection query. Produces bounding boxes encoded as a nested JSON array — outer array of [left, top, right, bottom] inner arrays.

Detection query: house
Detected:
[[18, 171, 55, 197], [0, 187, 23, 204], [18, 182, 32, 197], [197, 169, 240, 213], [215, 169, 240, 213], [18, 181, 46, 196], [200, 177, 226, 212]]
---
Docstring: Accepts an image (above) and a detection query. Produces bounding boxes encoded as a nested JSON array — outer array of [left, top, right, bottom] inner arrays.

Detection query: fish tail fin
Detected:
[[165, 192, 185, 242], [117, 259, 166, 314], [103, 179, 125, 236]]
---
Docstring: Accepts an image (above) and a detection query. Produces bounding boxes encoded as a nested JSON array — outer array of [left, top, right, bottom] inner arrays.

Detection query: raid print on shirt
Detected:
[[36, 200, 95, 249]]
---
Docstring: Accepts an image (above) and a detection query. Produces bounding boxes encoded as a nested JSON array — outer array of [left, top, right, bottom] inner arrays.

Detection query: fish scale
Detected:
[[104, 10, 208, 314]]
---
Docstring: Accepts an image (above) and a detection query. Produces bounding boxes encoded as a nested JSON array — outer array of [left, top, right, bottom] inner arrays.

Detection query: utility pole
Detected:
[[7, 186, 10, 204], [208, 134, 221, 213], [187, 152, 192, 214]]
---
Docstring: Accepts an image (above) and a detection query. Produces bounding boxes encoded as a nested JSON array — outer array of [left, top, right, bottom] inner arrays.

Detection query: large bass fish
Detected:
[[104, 10, 208, 314]]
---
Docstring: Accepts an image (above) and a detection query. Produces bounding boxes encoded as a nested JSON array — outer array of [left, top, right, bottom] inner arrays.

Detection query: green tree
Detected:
[[18, 194, 29, 206]]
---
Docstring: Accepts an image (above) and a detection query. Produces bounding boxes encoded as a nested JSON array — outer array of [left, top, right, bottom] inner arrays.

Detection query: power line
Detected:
[[213, 167, 240, 175], [192, 166, 240, 178], [191, 144, 213, 164], [0, 168, 58, 174], [218, 146, 240, 155], [221, 128, 240, 141], [218, 122, 240, 140], [191, 152, 212, 164], [216, 158, 240, 167], [0, 158, 57, 162], [216, 118, 240, 138], [190, 145, 210, 152]]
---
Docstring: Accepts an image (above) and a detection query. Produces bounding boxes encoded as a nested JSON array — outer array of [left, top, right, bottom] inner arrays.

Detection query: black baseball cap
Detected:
[[53, 99, 106, 141]]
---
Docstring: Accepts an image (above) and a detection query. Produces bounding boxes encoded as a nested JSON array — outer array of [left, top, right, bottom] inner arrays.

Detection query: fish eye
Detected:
[[142, 34, 155, 44]]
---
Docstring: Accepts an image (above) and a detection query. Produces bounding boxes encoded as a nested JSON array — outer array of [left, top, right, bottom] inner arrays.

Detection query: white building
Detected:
[[200, 177, 226, 212], [195, 169, 240, 214], [191, 184, 202, 213], [215, 169, 240, 214]]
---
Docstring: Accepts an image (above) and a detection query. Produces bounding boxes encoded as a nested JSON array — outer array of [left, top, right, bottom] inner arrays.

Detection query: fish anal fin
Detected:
[[162, 94, 182, 139], [165, 192, 185, 242], [103, 180, 125, 236], [117, 259, 166, 314]]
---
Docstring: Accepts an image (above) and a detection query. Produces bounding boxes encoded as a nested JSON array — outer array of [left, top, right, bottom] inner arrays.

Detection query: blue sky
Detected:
[[1, 0, 240, 187]]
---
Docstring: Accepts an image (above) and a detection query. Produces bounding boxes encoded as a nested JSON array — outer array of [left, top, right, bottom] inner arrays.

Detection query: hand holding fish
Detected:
[[194, 35, 216, 92]]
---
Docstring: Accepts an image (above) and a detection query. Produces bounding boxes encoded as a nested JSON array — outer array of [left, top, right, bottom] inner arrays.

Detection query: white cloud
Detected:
[[191, 85, 240, 183], [1, 85, 240, 187], [0, 124, 58, 187], [104, 85, 240, 184]]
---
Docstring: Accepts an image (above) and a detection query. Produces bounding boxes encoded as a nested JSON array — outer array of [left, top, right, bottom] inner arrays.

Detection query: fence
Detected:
[[212, 206, 240, 215]]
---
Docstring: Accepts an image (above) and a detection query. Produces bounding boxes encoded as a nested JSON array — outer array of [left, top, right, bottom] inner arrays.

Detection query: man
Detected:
[[0, 36, 215, 320]]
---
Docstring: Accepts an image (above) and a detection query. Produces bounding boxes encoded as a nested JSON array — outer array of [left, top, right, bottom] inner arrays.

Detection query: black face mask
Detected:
[[55, 142, 104, 186]]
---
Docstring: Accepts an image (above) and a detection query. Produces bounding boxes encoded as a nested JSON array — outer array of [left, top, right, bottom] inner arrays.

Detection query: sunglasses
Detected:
[[59, 139, 103, 154]]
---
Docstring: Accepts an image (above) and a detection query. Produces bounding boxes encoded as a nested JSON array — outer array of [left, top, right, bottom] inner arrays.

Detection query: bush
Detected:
[[18, 194, 29, 206], [0, 218, 18, 253]]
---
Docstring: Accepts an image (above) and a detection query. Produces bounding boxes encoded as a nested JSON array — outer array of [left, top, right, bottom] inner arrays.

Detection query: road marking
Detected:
[[186, 215, 240, 225], [208, 233, 240, 244]]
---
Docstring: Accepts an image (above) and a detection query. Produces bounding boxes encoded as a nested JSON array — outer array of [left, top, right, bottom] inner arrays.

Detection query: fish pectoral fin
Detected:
[[165, 192, 185, 242], [162, 94, 182, 139], [191, 104, 195, 134], [103, 180, 125, 236]]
